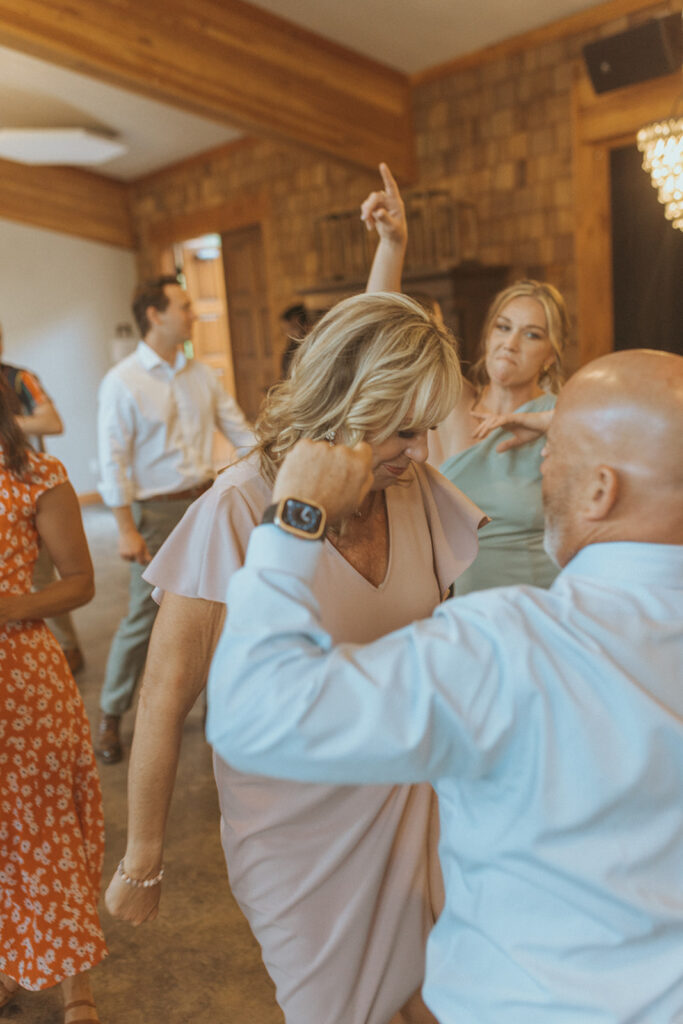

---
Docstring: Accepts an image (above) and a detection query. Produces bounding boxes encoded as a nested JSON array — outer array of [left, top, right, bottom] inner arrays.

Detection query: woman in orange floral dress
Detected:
[[0, 387, 106, 1023]]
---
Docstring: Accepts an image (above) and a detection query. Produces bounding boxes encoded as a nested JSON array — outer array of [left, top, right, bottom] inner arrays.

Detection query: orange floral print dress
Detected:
[[0, 449, 107, 990]]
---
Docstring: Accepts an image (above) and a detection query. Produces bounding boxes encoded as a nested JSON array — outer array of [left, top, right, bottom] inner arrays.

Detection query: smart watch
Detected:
[[261, 497, 327, 540]]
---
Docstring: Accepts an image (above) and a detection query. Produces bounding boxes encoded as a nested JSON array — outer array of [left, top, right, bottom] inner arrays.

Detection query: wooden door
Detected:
[[180, 241, 236, 397], [180, 238, 239, 465], [221, 224, 273, 422]]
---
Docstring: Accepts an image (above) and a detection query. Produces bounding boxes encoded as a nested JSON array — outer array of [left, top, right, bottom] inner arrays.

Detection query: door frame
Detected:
[[144, 189, 275, 334], [572, 63, 681, 363]]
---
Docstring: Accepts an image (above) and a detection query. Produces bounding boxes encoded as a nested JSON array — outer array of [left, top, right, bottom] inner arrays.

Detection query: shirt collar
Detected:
[[136, 340, 187, 373], [562, 542, 683, 588]]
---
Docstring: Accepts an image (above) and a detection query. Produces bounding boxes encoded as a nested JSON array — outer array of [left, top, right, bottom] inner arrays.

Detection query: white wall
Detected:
[[0, 218, 138, 493]]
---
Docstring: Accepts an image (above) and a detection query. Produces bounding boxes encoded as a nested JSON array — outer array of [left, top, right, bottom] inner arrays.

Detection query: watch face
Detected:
[[282, 499, 324, 535]]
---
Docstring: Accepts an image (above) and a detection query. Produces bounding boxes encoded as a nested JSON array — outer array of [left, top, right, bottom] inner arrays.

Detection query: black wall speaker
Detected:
[[583, 14, 682, 94]]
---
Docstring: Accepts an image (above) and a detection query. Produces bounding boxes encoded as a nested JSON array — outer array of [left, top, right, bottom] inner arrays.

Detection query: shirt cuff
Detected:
[[98, 481, 133, 507], [245, 523, 325, 579]]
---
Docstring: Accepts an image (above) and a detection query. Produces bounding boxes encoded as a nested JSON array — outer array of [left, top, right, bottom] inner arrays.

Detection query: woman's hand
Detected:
[[361, 163, 407, 249], [471, 409, 554, 452], [105, 863, 162, 925]]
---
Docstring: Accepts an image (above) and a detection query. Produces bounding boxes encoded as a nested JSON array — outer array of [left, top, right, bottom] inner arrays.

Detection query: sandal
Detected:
[[64, 998, 100, 1023]]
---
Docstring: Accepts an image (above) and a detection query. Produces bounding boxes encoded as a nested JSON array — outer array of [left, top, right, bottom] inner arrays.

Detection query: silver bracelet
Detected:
[[117, 859, 164, 888]]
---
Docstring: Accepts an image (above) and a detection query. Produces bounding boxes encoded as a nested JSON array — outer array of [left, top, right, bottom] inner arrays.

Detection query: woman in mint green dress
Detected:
[[435, 279, 568, 595], [360, 165, 568, 597]]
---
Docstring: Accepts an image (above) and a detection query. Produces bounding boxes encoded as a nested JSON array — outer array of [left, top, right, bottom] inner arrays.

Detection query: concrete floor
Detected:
[[8, 504, 283, 1024]]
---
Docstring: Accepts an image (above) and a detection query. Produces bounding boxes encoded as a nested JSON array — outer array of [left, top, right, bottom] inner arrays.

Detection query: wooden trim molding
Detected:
[[133, 138, 261, 192], [0, 0, 416, 179], [572, 63, 681, 363], [413, 0, 679, 85], [0, 157, 135, 248], [138, 190, 271, 251]]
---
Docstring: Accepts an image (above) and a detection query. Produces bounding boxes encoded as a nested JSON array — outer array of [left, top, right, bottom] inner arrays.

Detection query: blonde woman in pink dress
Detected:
[[105, 297, 484, 1021]]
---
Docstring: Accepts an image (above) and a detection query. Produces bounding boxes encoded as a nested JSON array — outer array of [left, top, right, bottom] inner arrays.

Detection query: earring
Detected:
[[325, 429, 336, 447]]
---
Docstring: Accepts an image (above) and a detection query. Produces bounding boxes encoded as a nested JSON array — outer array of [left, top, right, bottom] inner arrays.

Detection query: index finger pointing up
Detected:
[[379, 162, 399, 196]]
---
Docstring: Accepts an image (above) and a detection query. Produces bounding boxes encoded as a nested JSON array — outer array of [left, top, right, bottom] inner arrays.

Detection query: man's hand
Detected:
[[118, 527, 152, 564], [273, 439, 374, 527], [113, 505, 152, 563], [360, 163, 407, 249]]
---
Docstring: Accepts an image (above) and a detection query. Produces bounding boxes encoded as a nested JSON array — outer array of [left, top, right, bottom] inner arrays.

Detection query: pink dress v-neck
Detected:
[[145, 457, 482, 1024]]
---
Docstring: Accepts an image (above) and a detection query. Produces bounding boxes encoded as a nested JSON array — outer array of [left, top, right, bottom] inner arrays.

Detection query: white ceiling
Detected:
[[0, 44, 241, 181], [0, 0, 602, 181], [250, 0, 600, 74]]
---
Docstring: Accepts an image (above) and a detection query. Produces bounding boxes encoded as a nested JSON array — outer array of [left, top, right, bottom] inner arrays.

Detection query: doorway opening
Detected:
[[610, 145, 683, 356]]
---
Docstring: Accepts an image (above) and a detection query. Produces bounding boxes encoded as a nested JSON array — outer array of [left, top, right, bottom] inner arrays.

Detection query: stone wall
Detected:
[[129, 141, 376, 370]]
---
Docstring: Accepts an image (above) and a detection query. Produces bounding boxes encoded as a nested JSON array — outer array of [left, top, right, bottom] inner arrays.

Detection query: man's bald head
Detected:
[[542, 349, 683, 566]]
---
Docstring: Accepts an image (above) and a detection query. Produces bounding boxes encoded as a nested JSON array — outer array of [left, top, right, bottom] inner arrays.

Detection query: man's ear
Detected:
[[584, 464, 618, 521], [146, 304, 162, 328]]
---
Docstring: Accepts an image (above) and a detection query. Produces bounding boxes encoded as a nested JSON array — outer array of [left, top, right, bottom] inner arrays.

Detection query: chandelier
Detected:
[[637, 116, 683, 231]]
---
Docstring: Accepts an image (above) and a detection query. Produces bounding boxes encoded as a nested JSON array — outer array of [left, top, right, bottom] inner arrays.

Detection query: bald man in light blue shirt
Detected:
[[207, 349, 683, 1024]]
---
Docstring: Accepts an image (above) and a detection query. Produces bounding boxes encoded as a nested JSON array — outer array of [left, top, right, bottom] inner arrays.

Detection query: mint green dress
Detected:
[[440, 394, 558, 596]]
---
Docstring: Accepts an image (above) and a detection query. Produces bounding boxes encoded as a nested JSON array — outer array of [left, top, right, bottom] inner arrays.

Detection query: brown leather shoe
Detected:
[[96, 713, 122, 765]]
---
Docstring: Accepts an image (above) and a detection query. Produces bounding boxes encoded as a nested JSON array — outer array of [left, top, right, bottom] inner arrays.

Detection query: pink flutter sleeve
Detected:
[[144, 463, 271, 604], [413, 461, 488, 593]]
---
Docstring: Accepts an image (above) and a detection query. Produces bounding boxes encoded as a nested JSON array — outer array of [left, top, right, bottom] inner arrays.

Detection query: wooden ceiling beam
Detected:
[[0, 158, 135, 248], [0, 0, 415, 180]]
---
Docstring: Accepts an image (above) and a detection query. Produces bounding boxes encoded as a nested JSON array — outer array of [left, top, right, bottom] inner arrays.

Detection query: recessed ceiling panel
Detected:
[[0, 45, 241, 180]]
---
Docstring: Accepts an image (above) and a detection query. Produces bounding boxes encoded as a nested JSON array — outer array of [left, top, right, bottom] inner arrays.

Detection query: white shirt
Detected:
[[97, 341, 254, 506], [208, 534, 683, 1023]]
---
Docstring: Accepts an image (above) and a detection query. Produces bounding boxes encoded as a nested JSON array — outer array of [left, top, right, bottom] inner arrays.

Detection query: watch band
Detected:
[[262, 497, 327, 540]]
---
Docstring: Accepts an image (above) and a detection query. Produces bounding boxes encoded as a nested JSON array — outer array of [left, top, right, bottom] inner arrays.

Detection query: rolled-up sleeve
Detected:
[[213, 381, 255, 455], [207, 525, 509, 786], [97, 374, 136, 507]]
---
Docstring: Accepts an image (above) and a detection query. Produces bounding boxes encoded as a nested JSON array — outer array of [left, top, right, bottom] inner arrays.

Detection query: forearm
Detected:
[[1, 572, 93, 625], [16, 402, 63, 437], [123, 595, 225, 873], [207, 527, 451, 784], [123, 681, 190, 873], [366, 236, 407, 294], [113, 505, 137, 536]]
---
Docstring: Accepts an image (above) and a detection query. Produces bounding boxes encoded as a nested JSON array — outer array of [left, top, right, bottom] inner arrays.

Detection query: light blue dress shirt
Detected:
[[207, 529, 683, 1024]]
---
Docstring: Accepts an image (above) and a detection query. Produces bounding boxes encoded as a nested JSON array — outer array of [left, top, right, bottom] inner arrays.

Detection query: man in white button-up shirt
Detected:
[[97, 275, 254, 763], [208, 349, 683, 1023]]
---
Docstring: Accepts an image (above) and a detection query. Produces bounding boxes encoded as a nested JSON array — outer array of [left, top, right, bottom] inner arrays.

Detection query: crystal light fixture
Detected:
[[637, 116, 683, 231], [636, 9, 683, 231]]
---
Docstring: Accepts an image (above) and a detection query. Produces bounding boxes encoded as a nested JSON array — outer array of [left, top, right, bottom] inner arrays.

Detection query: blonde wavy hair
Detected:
[[470, 279, 569, 395], [256, 291, 462, 485]]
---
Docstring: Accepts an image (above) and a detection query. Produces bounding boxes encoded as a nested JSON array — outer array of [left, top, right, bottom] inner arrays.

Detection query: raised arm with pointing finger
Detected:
[[362, 163, 407, 294]]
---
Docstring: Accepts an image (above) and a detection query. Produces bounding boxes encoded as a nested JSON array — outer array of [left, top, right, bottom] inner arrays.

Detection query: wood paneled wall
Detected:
[[0, 157, 134, 248]]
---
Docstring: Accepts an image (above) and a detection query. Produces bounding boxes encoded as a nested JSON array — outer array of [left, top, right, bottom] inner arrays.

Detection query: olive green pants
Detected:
[[99, 497, 193, 717]]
